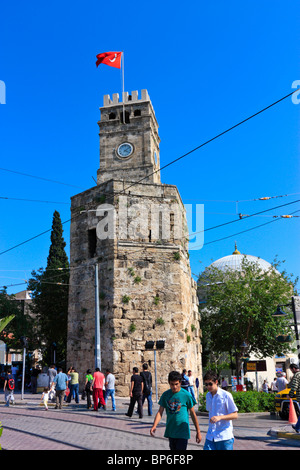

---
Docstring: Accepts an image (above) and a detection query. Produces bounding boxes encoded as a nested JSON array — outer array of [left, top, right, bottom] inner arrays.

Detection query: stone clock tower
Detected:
[[67, 90, 202, 397], [97, 89, 160, 185]]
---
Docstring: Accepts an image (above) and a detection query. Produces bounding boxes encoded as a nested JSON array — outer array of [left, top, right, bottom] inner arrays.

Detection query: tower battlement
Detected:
[[103, 89, 150, 107]]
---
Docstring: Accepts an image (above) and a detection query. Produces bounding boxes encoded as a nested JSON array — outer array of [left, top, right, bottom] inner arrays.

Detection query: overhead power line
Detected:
[[2, 88, 298, 204], [0, 87, 299, 258], [200, 209, 300, 249], [1, 206, 299, 289], [0, 196, 299, 259], [0, 215, 78, 257], [0, 196, 69, 205], [1, 191, 300, 207], [122, 87, 300, 193], [0, 167, 84, 189], [122, 208, 300, 261], [187, 198, 300, 238]]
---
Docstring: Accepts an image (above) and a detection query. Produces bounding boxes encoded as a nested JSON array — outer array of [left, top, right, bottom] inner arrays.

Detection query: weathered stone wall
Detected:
[[67, 180, 202, 397]]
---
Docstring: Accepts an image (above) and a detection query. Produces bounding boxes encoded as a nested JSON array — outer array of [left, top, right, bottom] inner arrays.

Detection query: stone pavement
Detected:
[[0, 391, 300, 451]]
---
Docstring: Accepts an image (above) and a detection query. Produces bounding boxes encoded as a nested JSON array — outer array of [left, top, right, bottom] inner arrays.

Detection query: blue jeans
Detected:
[[105, 389, 116, 410], [294, 412, 300, 432], [188, 386, 196, 402], [67, 383, 79, 403], [5, 390, 15, 406], [204, 438, 234, 450], [142, 391, 153, 416]]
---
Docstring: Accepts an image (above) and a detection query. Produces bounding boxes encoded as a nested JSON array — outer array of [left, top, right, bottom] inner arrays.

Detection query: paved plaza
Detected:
[[0, 391, 300, 452]]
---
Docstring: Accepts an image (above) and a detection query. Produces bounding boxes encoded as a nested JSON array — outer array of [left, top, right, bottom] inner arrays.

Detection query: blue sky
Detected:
[[0, 1, 299, 294]]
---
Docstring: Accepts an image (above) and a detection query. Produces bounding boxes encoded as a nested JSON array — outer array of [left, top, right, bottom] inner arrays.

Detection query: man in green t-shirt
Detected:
[[150, 371, 202, 450]]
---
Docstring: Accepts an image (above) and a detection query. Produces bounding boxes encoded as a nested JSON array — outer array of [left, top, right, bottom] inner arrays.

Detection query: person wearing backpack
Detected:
[[181, 369, 190, 392], [141, 363, 153, 416], [84, 369, 94, 409], [4, 368, 15, 406]]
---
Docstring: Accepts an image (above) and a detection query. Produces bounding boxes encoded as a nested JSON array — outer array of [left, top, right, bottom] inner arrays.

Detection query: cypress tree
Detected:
[[28, 211, 69, 367]]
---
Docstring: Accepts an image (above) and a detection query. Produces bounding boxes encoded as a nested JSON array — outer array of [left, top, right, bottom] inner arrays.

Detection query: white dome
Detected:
[[208, 244, 278, 274], [210, 253, 274, 273]]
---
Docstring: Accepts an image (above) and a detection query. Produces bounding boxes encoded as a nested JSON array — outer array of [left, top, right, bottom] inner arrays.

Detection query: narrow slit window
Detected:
[[88, 228, 97, 258]]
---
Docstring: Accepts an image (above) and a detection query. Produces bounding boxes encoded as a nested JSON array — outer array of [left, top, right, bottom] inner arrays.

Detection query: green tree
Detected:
[[0, 312, 15, 334], [198, 256, 297, 376], [28, 211, 69, 366], [0, 288, 33, 354]]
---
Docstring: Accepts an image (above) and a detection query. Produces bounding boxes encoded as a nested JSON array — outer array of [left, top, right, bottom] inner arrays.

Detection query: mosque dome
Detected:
[[208, 243, 277, 274]]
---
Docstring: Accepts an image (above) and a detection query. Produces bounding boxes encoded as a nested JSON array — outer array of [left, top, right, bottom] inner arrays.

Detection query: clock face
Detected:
[[117, 142, 133, 158]]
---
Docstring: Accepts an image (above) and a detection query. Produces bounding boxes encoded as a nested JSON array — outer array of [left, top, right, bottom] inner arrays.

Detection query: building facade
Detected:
[[67, 90, 202, 397]]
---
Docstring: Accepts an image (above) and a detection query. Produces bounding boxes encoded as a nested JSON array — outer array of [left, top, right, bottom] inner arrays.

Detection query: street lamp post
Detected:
[[95, 263, 101, 370], [145, 340, 165, 403], [233, 339, 248, 387], [20, 336, 28, 400], [273, 296, 300, 362], [80, 208, 114, 371]]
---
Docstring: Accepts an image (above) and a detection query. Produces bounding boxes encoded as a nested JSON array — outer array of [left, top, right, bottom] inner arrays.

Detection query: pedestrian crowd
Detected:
[[4, 360, 300, 450], [1, 361, 238, 451], [45, 366, 117, 411]]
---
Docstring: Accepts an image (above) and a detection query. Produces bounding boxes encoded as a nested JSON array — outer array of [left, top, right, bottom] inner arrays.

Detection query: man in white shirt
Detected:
[[105, 369, 116, 411], [271, 378, 278, 392], [187, 370, 197, 402], [276, 373, 288, 392], [203, 370, 238, 450], [221, 377, 229, 391]]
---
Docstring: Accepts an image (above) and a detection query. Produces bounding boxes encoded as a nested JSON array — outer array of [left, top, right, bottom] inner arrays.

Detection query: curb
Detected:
[[268, 428, 300, 441], [196, 411, 271, 417]]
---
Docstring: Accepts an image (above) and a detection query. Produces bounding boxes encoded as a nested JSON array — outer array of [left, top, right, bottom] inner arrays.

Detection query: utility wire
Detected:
[[1, 88, 299, 258], [3, 88, 297, 205], [0, 214, 80, 257], [0, 196, 69, 205], [1, 191, 300, 207], [199, 209, 300, 249], [116, 198, 300, 260], [0, 167, 84, 189], [187, 198, 300, 238], [121, 88, 300, 193], [1, 197, 298, 260], [122, 208, 300, 262], [2, 209, 299, 289]]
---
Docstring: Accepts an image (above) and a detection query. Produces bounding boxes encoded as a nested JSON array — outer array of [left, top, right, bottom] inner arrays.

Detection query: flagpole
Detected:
[[122, 51, 125, 124]]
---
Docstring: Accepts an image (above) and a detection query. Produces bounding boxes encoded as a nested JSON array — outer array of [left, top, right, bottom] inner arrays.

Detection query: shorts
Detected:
[[204, 438, 234, 450]]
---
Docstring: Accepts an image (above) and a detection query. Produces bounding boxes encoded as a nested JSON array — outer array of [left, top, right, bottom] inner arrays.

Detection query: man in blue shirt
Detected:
[[203, 370, 238, 450], [52, 368, 68, 409]]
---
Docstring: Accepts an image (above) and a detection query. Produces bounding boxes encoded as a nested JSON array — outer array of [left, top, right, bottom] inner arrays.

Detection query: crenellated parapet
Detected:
[[103, 89, 150, 107]]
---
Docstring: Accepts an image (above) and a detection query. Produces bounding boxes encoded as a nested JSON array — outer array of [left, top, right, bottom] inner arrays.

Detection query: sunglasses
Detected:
[[204, 382, 215, 387]]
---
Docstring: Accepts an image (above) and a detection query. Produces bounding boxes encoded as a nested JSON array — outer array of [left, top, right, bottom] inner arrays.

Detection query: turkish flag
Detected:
[[96, 51, 122, 69]]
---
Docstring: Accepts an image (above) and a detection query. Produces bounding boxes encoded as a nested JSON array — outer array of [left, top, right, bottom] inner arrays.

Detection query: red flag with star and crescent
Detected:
[[96, 51, 122, 69]]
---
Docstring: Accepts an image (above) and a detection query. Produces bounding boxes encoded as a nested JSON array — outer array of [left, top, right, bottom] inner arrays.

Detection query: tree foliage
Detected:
[[0, 312, 15, 334], [28, 211, 69, 366], [198, 256, 297, 370], [0, 288, 34, 352]]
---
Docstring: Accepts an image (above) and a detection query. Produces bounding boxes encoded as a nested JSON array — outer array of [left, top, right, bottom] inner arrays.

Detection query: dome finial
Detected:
[[233, 241, 241, 255]]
